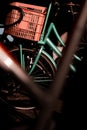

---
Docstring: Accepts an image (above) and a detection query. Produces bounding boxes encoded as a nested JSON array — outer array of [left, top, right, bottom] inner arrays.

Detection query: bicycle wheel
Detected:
[[10, 47, 56, 87], [0, 47, 56, 119]]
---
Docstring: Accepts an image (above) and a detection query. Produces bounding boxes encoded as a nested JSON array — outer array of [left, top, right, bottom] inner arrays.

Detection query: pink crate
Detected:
[[5, 2, 47, 41]]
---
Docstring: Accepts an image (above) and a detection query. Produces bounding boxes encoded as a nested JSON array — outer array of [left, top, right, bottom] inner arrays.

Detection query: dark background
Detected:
[[0, 0, 87, 129]]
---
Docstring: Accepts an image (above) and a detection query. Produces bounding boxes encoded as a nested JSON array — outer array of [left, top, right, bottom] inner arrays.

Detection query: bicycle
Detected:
[[0, 1, 81, 123]]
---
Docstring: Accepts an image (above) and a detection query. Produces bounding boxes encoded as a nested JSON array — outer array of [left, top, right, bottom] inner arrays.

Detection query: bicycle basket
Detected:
[[5, 2, 47, 41]]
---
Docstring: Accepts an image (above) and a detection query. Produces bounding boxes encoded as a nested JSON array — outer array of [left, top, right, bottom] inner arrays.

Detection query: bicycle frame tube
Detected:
[[19, 44, 25, 69], [40, 3, 52, 41], [44, 22, 65, 46]]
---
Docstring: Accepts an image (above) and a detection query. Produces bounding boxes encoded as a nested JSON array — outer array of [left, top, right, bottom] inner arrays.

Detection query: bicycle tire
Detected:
[[0, 47, 56, 112]]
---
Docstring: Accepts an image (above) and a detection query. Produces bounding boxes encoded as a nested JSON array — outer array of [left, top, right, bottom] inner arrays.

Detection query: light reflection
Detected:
[[0, 44, 31, 83], [0, 47, 13, 67], [4, 57, 13, 67]]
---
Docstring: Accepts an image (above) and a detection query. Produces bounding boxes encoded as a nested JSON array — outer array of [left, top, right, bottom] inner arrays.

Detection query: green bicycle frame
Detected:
[[19, 2, 81, 74]]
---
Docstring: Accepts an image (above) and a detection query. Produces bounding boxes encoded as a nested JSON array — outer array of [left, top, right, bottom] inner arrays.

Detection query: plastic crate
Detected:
[[5, 2, 47, 41]]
